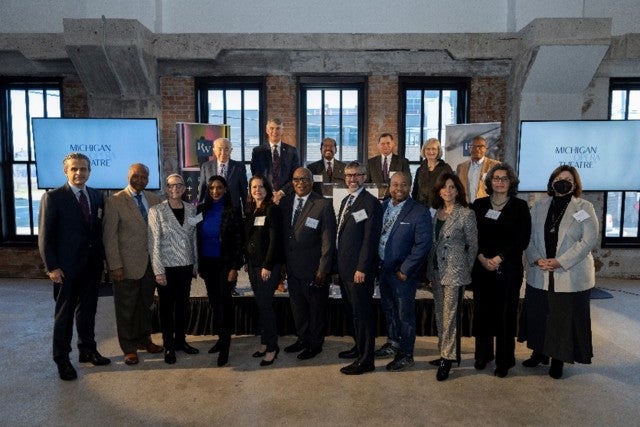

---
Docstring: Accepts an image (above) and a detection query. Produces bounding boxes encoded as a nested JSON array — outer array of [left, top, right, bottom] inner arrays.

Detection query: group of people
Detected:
[[39, 118, 598, 384]]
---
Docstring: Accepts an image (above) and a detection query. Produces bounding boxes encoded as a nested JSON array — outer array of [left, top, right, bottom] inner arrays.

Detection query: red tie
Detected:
[[326, 162, 333, 181]]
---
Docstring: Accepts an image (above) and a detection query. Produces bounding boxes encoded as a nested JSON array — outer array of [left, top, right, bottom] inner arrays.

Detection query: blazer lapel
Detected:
[[295, 196, 315, 232]]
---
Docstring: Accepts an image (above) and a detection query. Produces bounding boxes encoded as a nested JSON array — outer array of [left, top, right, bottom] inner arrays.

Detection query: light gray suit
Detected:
[[148, 201, 198, 275]]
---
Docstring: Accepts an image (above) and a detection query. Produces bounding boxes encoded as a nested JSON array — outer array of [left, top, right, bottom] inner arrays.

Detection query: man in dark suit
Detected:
[[375, 171, 432, 371], [250, 118, 300, 204], [335, 162, 383, 375], [102, 163, 163, 366], [281, 167, 336, 360], [366, 133, 410, 196], [38, 152, 111, 381], [198, 137, 248, 209], [307, 137, 346, 196]]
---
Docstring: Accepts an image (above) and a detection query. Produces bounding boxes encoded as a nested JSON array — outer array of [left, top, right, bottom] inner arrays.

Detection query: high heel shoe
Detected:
[[428, 357, 442, 366], [522, 351, 549, 368], [208, 341, 221, 354], [260, 346, 280, 367], [436, 359, 453, 381], [549, 358, 564, 379], [217, 345, 230, 367], [252, 346, 267, 358]]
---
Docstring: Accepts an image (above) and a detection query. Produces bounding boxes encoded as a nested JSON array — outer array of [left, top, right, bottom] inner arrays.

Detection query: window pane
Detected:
[[628, 91, 640, 120], [225, 90, 242, 160], [13, 164, 31, 235], [243, 90, 260, 152], [606, 191, 623, 237], [306, 90, 323, 163], [208, 90, 224, 123], [342, 91, 359, 162], [623, 192, 639, 237], [405, 90, 421, 148], [10, 90, 29, 161], [442, 90, 458, 127], [46, 90, 61, 118], [610, 90, 627, 120]]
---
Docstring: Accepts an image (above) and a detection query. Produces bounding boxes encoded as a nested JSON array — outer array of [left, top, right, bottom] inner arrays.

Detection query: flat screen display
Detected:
[[33, 118, 161, 190], [518, 120, 640, 191]]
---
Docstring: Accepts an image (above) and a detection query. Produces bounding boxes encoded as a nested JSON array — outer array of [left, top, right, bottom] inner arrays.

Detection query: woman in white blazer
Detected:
[[519, 165, 598, 379], [148, 173, 199, 364]]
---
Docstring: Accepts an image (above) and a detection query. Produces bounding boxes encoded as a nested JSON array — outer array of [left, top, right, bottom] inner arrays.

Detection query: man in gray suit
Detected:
[[281, 167, 336, 360], [198, 137, 248, 209], [307, 137, 346, 196], [102, 163, 163, 365]]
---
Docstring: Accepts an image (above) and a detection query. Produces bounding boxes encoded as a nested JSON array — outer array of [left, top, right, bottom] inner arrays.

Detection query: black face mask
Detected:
[[552, 179, 573, 195]]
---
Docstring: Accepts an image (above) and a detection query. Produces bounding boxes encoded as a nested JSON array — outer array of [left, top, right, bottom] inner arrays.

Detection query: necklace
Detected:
[[490, 195, 509, 210], [549, 200, 569, 233]]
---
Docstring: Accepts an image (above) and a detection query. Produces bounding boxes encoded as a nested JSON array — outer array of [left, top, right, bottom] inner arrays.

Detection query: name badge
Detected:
[[313, 174, 323, 183], [305, 217, 319, 229], [352, 209, 368, 223], [188, 213, 203, 226], [254, 216, 266, 226], [573, 209, 590, 222], [485, 209, 501, 220]]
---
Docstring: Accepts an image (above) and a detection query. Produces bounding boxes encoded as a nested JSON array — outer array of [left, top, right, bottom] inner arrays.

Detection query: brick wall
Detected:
[[160, 76, 196, 174], [62, 76, 89, 118], [470, 76, 507, 153], [266, 76, 297, 146], [367, 76, 399, 157]]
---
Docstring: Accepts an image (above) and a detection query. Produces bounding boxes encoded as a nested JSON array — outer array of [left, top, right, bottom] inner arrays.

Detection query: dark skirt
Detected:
[[518, 284, 593, 364]]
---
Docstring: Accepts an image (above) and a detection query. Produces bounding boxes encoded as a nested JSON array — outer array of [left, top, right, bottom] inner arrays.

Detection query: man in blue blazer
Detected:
[[250, 118, 300, 204], [198, 137, 248, 209], [38, 152, 110, 381], [375, 171, 432, 371], [281, 167, 336, 360], [336, 162, 382, 375]]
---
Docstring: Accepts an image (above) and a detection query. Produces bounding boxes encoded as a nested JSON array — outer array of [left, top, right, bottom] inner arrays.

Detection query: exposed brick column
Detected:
[[266, 76, 297, 147], [470, 76, 507, 159], [160, 76, 196, 175], [367, 75, 398, 158]]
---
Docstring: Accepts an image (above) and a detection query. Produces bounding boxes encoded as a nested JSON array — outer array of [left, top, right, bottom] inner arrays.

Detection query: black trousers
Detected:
[[341, 278, 376, 365], [247, 264, 281, 352], [157, 265, 192, 351], [52, 252, 102, 363], [200, 257, 234, 347], [287, 275, 329, 351]]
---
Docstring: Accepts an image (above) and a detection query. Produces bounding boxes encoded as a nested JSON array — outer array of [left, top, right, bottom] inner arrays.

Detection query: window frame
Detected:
[[0, 78, 63, 245], [298, 76, 367, 164], [603, 78, 640, 248]]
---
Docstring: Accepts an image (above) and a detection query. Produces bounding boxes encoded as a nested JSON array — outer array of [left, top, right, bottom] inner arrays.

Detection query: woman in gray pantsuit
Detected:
[[427, 173, 478, 381]]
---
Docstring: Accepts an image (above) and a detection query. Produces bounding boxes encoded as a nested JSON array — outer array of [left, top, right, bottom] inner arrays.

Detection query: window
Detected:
[[299, 77, 365, 164], [196, 79, 265, 172], [1, 80, 62, 242], [399, 78, 469, 176], [604, 79, 640, 246]]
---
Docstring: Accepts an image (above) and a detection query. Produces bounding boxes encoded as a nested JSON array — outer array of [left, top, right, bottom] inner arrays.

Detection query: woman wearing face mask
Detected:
[[519, 165, 598, 379]]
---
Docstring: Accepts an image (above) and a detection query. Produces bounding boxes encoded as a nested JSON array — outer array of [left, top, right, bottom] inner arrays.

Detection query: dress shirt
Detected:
[[128, 187, 148, 211], [291, 193, 310, 225], [69, 183, 91, 214], [468, 157, 484, 203], [378, 198, 407, 260]]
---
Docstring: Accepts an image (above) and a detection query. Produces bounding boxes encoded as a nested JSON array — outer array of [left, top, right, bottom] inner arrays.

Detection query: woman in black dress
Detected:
[[471, 164, 531, 378], [244, 175, 284, 366]]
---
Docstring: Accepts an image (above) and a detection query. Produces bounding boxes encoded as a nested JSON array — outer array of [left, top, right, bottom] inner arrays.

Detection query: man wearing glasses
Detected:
[[281, 167, 336, 360], [455, 136, 500, 203]]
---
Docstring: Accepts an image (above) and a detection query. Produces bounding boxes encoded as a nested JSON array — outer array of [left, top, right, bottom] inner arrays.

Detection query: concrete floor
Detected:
[[1, 277, 639, 426]]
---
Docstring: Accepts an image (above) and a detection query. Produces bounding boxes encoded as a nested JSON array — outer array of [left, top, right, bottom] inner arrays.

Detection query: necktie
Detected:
[[292, 197, 304, 226], [382, 156, 389, 182], [219, 163, 226, 178], [78, 190, 90, 223], [135, 193, 147, 222], [272, 145, 281, 190], [337, 194, 354, 237], [326, 161, 333, 181]]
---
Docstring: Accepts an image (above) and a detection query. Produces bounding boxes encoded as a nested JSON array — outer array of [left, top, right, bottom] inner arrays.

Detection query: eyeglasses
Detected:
[[344, 173, 366, 179], [492, 176, 510, 182], [471, 145, 487, 149], [166, 183, 185, 189], [292, 177, 311, 182]]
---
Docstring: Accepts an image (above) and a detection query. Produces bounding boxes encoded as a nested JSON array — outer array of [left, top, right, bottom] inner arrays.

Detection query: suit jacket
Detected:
[[455, 157, 501, 202], [250, 142, 300, 195], [427, 204, 478, 287], [102, 188, 162, 280], [38, 183, 105, 281], [198, 158, 248, 209], [307, 158, 346, 195], [147, 201, 197, 275], [281, 192, 336, 280], [525, 196, 598, 293], [381, 197, 432, 280], [367, 154, 410, 185], [336, 189, 382, 281], [244, 203, 284, 270]]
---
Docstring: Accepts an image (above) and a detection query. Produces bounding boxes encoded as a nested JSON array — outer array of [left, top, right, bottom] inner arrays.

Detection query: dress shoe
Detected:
[[474, 360, 487, 370], [284, 340, 307, 353], [260, 347, 280, 367], [208, 341, 222, 354], [494, 366, 509, 378], [436, 359, 453, 381], [79, 350, 111, 366], [124, 353, 139, 365], [57, 360, 78, 381], [522, 352, 550, 368], [138, 342, 163, 354], [178, 342, 200, 354], [297, 348, 321, 360], [340, 361, 375, 375], [549, 358, 564, 379], [386, 353, 414, 371], [252, 348, 267, 358], [428, 357, 442, 366], [217, 348, 229, 367], [374, 343, 398, 359], [164, 350, 176, 364], [338, 347, 359, 359]]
